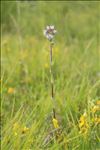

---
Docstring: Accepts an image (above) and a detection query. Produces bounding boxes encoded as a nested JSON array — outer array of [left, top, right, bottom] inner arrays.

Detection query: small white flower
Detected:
[[43, 25, 57, 41]]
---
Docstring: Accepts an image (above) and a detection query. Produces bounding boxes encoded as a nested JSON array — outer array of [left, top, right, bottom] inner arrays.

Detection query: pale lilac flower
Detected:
[[43, 25, 57, 41]]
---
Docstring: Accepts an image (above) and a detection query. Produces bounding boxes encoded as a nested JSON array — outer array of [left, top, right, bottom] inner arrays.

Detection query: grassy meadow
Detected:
[[1, 1, 100, 150]]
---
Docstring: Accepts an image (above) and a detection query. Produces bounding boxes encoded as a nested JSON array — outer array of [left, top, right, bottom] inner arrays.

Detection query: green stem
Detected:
[[50, 41, 56, 118]]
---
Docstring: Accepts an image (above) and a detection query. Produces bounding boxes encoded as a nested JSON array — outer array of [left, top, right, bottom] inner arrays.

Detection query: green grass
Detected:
[[1, 1, 100, 150]]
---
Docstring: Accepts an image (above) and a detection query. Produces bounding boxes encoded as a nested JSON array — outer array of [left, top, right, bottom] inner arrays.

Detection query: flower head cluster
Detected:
[[92, 115, 100, 125], [43, 25, 57, 41], [91, 100, 100, 113], [91, 100, 100, 126], [91, 105, 99, 113], [79, 112, 89, 135]]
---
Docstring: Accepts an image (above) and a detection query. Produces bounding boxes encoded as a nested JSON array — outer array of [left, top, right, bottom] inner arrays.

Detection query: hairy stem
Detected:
[[50, 42, 56, 118]]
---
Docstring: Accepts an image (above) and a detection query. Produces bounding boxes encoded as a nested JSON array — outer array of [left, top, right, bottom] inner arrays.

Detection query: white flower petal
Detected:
[[46, 26, 50, 30], [50, 25, 54, 30], [48, 34, 53, 40], [53, 30, 57, 34]]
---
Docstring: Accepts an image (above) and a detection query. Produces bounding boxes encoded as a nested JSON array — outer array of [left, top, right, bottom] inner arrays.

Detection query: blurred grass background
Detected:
[[1, 1, 100, 41], [1, 1, 100, 149]]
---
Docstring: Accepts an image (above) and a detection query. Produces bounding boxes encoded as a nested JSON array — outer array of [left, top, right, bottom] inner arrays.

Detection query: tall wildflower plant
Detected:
[[43, 26, 66, 148], [44, 25, 57, 119], [44, 25, 64, 140]]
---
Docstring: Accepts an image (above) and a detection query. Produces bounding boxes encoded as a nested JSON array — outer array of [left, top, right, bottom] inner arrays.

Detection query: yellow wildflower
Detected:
[[8, 87, 15, 94], [52, 118, 59, 128], [13, 123, 29, 136], [92, 117, 100, 125], [91, 105, 99, 113], [22, 126, 29, 134], [13, 122, 20, 136], [79, 127, 89, 135], [79, 115, 86, 128], [79, 112, 89, 134]]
